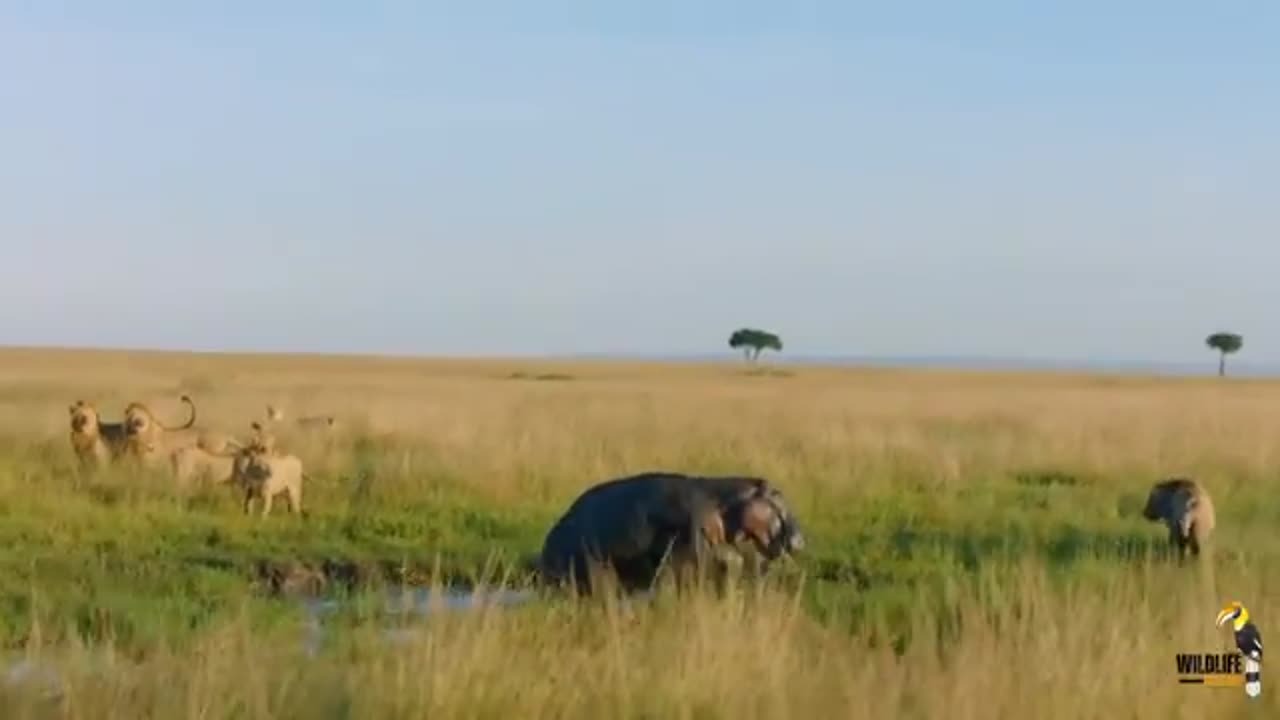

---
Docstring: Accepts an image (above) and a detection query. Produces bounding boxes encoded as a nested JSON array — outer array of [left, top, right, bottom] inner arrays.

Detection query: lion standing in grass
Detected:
[[170, 445, 239, 487], [229, 435, 306, 517], [171, 422, 278, 488], [1142, 477, 1216, 561], [68, 400, 130, 469]]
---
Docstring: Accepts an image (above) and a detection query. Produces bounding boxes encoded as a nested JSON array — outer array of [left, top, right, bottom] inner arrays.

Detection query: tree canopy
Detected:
[[1205, 332, 1243, 377], [728, 328, 783, 363]]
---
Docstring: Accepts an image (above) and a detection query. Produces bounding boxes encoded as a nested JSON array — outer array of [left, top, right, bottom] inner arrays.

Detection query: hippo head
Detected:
[[726, 480, 806, 562]]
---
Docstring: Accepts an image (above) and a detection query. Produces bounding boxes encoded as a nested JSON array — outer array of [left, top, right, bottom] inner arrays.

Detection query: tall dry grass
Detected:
[[1, 561, 1271, 719], [0, 347, 1276, 717]]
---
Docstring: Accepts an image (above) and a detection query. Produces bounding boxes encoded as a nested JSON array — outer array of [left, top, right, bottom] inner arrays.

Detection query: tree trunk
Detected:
[[742, 347, 752, 363], [751, 346, 761, 362], [1219, 352, 1226, 377]]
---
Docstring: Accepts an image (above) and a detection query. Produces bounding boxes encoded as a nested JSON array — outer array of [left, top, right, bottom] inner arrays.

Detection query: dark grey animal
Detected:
[[538, 471, 806, 596], [1142, 477, 1216, 561]]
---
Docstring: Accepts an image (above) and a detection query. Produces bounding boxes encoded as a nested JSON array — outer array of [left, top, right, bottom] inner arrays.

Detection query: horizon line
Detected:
[[0, 343, 1271, 379]]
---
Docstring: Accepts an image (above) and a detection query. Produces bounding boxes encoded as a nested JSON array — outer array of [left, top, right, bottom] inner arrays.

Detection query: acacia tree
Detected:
[[1205, 332, 1243, 377], [728, 328, 783, 363]]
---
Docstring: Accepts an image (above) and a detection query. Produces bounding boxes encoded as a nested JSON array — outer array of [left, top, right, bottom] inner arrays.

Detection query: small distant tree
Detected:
[[728, 328, 783, 363], [1205, 332, 1243, 377]]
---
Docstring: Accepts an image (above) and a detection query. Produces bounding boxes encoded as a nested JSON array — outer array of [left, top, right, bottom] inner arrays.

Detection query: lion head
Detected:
[[68, 400, 101, 436], [124, 395, 197, 441], [69, 399, 132, 465], [248, 422, 277, 453]]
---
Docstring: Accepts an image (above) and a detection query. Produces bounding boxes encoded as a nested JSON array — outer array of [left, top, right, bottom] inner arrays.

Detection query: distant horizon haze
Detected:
[[0, 342, 1273, 379], [2, 3, 1276, 363]]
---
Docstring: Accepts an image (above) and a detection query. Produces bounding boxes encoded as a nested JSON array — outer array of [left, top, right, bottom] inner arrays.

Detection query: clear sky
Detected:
[[2, 2, 1276, 363]]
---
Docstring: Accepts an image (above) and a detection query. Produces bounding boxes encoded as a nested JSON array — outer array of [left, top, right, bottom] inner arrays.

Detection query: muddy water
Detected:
[[302, 586, 537, 618], [297, 585, 657, 653], [2, 587, 542, 697], [299, 586, 540, 654], [3, 586, 660, 694]]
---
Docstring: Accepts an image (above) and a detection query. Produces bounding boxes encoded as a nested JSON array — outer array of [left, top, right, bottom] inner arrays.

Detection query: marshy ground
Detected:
[[0, 347, 1274, 718]]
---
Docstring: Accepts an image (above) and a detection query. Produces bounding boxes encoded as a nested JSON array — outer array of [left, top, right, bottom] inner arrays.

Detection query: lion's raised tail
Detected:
[[156, 395, 198, 431]]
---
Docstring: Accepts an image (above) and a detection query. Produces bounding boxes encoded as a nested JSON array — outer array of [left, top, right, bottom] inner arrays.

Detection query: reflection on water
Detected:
[[300, 586, 539, 656], [302, 586, 536, 619], [297, 585, 657, 655], [3, 586, 657, 688], [2, 587, 542, 694], [4, 657, 66, 701]]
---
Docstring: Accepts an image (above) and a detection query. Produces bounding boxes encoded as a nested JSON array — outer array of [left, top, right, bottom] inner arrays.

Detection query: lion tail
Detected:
[[176, 395, 197, 430], [153, 395, 198, 431]]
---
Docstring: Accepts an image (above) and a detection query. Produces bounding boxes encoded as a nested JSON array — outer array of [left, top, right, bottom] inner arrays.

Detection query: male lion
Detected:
[[123, 395, 239, 467], [1142, 477, 1216, 561], [68, 400, 130, 469]]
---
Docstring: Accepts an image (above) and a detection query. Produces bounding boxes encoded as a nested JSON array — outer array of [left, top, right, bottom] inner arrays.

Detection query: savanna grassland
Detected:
[[0, 346, 1276, 718]]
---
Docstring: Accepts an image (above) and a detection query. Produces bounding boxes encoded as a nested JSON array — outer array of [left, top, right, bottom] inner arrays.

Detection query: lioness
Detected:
[[68, 400, 130, 468], [264, 404, 337, 431], [171, 422, 277, 487], [123, 395, 239, 467], [230, 440, 306, 517], [247, 421, 278, 451], [1142, 477, 1216, 561], [170, 444, 239, 487]]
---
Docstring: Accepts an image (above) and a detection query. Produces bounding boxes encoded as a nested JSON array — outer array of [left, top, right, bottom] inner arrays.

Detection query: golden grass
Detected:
[[11, 347, 1278, 501], [0, 346, 1276, 718], [2, 564, 1271, 719]]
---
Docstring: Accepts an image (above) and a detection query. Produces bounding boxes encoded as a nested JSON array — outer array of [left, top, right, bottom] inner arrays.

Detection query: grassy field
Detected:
[[0, 346, 1275, 718]]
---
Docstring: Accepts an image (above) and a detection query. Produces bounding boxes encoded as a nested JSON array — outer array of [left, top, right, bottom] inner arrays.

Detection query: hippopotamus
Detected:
[[538, 471, 806, 596]]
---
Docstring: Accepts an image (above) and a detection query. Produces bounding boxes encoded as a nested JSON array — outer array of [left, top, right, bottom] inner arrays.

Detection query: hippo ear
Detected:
[[731, 478, 771, 504]]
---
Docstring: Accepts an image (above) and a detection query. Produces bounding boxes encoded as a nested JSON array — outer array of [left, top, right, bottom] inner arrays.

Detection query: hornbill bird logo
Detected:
[[1217, 601, 1263, 698]]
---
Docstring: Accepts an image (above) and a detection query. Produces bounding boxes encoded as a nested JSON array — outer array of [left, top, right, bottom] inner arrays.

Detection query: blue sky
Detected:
[[2, 2, 1277, 363]]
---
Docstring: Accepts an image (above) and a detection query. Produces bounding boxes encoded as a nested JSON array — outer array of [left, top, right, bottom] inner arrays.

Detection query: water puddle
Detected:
[[2, 586, 660, 688], [301, 585, 536, 619], [295, 585, 661, 654], [297, 586, 540, 656], [2, 654, 114, 705], [4, 657, 66, 699]]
